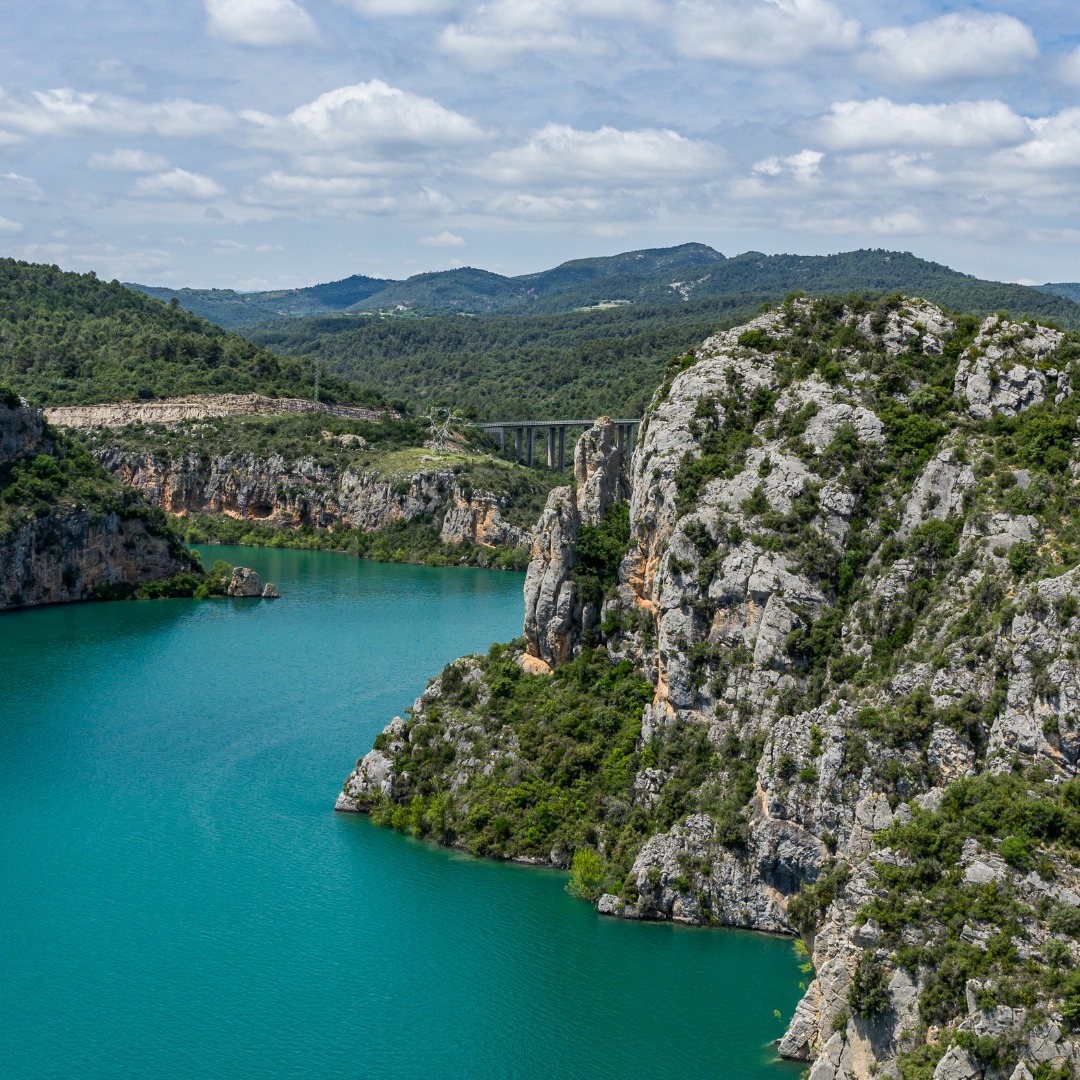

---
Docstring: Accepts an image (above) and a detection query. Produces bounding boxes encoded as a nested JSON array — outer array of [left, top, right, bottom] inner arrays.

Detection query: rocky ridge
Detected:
[[338, 296, 1080, 1079], [91, 441, 533, 551]]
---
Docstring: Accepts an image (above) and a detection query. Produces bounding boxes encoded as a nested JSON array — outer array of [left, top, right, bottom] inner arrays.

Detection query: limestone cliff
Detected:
[[339, 298, 1080, 1079], [0, 399, 198, 610], [522, 418, 629, 668], [93, 443, 527, 547]]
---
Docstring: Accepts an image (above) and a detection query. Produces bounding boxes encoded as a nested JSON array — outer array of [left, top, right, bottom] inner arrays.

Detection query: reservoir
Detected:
[[1, 547, 803, 1079]]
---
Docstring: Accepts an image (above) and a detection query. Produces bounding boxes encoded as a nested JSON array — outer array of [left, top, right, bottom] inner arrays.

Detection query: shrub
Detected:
[[848, 950, 891, 1017], [566, 848, 606, 901]]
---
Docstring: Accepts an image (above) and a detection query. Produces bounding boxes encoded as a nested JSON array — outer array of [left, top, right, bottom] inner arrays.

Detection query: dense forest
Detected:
[[0, 260, 376, 407], [249, 300, 758, 420]]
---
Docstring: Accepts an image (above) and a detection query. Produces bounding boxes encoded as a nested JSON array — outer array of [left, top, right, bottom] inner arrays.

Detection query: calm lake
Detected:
[[1, 546, 803, 1079]]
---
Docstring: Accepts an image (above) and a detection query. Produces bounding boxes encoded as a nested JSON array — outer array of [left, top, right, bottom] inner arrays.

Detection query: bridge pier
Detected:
[[476, 418, 639, 471]]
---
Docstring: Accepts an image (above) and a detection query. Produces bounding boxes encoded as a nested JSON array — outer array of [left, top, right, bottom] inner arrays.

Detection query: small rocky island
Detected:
[[339, 298, 1080, 1079]]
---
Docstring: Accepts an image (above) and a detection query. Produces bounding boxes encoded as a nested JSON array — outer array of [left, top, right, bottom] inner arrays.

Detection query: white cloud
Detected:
[[0, 87, 234, 139], [1000, 109, 1080, 170], [486, 124, 719, 186], [671, 0, 859, 66], [439, 0, 608, 69], [211, 239, 284, 253], [204, 0, 319, 47], [280, 81, 484, 152], [345, 0, 459, 14], [0, 216, 23, 234], [867, 210, 928, 235], [132, 168, 226, 200], [487, 192, 608, 220], [0, 172, 45, 200], [1059, 47, 1080, 87], [752, 149, 823, 181], [88, 149, 170, 172], [419, 231, 465, 246], [864, 12, 1038, 84], [818, 99, 1030, 151]]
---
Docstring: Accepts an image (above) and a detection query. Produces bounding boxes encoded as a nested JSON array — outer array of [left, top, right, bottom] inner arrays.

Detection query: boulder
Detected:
[[227, 566, 263, 597]]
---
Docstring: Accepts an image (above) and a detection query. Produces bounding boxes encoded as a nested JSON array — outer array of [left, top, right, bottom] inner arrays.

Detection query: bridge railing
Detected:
[[470, 418, 640, 470]]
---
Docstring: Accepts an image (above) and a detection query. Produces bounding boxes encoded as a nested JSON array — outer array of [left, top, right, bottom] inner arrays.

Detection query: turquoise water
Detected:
[[1, 547, 803, 1079]]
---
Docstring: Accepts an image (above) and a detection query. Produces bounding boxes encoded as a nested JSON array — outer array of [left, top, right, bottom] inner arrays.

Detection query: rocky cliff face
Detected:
[[91, 444, 532, 551], [0, 394, 44, 463], [339, 298, 1080, 1079], [0, 401, 196, 610], [0, 510, 190, 610], [522, 418, 629, 668]]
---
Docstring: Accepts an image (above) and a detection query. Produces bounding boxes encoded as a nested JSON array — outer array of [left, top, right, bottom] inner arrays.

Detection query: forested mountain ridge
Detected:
[[1041, 282, 1080, 305], [0, 259, 373, 407], [129, 273, 394, 331], [130, 245, 1080, 330]]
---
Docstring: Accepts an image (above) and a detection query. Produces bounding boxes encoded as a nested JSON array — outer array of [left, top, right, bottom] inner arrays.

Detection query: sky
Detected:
[[1, 1, 1079, 289]]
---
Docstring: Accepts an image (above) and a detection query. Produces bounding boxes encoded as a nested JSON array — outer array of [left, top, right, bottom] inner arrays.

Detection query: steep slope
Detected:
[[0, 259, 369, 406], [338, 296, 1080, 1078], [74, 411, 555, 569], [0, 391, 199, 609]]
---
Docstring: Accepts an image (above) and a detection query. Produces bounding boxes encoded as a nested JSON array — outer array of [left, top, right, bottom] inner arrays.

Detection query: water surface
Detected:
[[1, 547, 803, 1079]]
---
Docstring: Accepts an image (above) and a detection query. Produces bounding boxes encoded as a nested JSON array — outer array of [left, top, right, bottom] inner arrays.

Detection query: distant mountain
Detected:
[[131, 245, 1080, 331], [1038, 282, 1080, 305], [128, 273, 394, 331]]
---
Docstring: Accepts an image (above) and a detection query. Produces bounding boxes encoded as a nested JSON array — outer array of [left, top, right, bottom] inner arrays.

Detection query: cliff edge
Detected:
[[338, 297, 1080, 1079], [0, 393, 199, 610]]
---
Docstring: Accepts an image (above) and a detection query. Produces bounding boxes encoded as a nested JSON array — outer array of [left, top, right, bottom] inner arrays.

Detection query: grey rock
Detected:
[[227, 566, 263, 597]]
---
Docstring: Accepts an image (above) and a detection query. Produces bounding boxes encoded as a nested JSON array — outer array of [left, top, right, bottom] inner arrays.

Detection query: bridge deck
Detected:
[[472, 418, 640, 429], [471, 417, 641, 470]]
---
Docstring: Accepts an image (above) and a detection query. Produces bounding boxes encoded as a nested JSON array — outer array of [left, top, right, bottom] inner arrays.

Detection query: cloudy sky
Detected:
[[2, 1, 1079, 288]]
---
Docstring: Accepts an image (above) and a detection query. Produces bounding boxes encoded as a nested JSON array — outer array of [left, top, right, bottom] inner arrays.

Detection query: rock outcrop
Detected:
[[91, 444, 533, 554], [0, 394, 44, 463], [522, 418, 629, 667], [339, 296, 1080, 1078], [227, 566, 263, 597], [0, 400, 197, 610]]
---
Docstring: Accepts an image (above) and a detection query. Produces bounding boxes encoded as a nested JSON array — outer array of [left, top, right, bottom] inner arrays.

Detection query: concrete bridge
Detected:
[[473, 418, 641, 471]]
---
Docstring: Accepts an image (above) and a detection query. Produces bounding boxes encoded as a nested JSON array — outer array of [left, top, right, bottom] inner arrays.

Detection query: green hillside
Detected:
[[0, 259, 375, 407], [1039, 282, 1080, 304], [132, 246, 1080, 329], [128, 273, 394, 331], [249, 299, 763, 421]]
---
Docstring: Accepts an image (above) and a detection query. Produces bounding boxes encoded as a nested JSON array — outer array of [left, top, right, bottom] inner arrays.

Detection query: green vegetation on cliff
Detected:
[[0, 413, 171, 542], [340, 293, 1080, 1076]]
